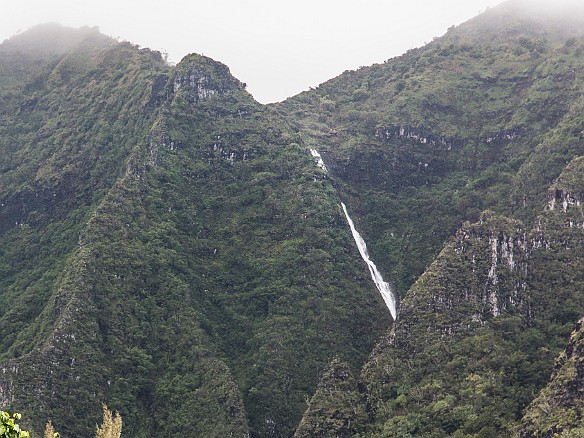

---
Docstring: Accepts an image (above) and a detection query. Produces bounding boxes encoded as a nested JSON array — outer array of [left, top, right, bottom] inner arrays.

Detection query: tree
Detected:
[[95, 404, 122, 438], [0, 411, 30, 438], [44, 421, 59, 438]]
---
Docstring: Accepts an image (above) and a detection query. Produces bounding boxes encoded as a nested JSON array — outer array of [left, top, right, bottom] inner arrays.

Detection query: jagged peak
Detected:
[[171, 53, 247, 103]]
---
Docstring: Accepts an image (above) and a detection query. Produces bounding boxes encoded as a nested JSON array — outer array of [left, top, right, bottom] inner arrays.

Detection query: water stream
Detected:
[[341, 203, 397, 319], [309, 148, 397, 319], [310, 149, 328, 173]]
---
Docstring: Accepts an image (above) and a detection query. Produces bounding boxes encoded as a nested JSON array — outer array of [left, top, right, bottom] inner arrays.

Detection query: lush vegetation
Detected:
[[275, 4, 584, 295], [2, 2, 584, 437], [356, 204, 584, 436], [294, 359, 366, 437], [0, 412, 30, 438], [521, 318, 584, 437], [0, 24, 386, 437], [275, 2, 584, 436]]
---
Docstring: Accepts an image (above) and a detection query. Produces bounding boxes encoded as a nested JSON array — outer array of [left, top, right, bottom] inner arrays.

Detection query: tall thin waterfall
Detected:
[[309, 147, 397, 319], [341, 203, 397, 320]]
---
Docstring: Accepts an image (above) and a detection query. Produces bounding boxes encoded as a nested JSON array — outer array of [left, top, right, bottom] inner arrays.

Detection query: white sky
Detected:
[[0, 0, 503, 103]]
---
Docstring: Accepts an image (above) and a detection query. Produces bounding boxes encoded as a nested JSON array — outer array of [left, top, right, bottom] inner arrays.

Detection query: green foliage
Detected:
[[95, 404, 122, 438], [276, 7, 584, 298], [520, 318, 584, 437], [0, 412, 30, 438], [294, 359, 367, 437], [349, 195, 584, 436], [0, 25, 387, 438], [3, 5, 584, 438]]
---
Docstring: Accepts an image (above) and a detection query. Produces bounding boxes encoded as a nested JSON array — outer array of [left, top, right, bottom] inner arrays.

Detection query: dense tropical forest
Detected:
[[1, 0, 584, 436]]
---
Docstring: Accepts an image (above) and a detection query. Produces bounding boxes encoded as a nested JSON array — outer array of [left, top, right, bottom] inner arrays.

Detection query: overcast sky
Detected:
[[1, 0, 505, 103]]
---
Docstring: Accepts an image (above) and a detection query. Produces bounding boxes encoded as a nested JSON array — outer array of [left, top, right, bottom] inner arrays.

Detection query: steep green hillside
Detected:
[[296, 155, 584, 436], [518, 156, 584, 438], [0, 28, 388, 437], [277, 1, 584, 436], [0, 30, 164, 360], [357, 203, 584, 436], [276, 0, 584, 295], [521, 318, 584, 437], [2, 1, 584, 437], [294, 358, 365, 437]]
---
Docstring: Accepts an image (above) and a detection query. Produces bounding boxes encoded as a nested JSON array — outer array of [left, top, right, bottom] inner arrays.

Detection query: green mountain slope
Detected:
[[357, 204, 584, 436], [277, 0, 584, 436], [518, 156, 584, 438], [294, 358, 366, 437], [296, 154, 584, 436], [520, 317, 584, 437], [0, 28, 389, 437], [2, 0, 584, 437], [275, 0, 584, 296]]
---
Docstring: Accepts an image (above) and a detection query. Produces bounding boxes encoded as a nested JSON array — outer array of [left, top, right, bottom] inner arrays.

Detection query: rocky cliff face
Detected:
[[355, 212, 541, 436], [518, 156, 584, 438]]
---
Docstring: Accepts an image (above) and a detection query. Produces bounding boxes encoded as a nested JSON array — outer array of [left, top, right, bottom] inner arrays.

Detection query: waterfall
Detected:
[[341, 203, 397, 319], [309, 147, 397, 319], [310, 149, 328, 173]]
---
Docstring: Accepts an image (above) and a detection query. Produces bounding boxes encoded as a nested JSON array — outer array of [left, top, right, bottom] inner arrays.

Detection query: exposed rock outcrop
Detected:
[[171, 54, 244, 103]]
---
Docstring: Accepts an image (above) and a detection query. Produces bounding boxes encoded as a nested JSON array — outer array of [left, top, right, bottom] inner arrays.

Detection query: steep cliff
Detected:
[[519, 156, 584, 438], [356, 212, 542, 436]]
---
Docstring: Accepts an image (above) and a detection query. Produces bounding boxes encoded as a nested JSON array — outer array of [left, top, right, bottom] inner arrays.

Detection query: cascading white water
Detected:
[[341, 203, 397, 320], [310, 149, 328, 173], [309, 147, 397, 319]]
